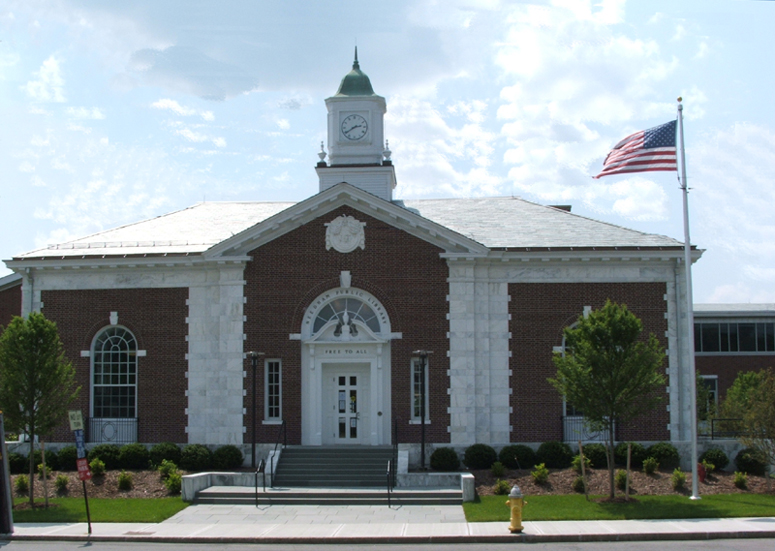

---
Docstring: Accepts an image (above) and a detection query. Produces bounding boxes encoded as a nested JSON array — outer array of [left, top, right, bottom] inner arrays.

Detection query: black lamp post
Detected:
[[412, 350, 432, 470], [249, 351, 264, 469]]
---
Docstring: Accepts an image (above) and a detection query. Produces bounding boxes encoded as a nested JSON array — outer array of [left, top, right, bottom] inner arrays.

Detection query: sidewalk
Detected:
[[5, 504, 775, 544]]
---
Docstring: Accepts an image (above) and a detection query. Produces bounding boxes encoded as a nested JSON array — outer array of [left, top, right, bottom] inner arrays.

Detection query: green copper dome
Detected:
[[335, 47, 376, 97]]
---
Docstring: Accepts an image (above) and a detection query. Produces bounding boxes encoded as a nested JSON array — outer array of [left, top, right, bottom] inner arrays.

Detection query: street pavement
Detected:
[[5, 503, 775, 544]]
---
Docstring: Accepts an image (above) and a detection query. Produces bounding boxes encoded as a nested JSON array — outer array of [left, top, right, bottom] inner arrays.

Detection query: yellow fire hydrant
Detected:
[[506, 485, 526, 533]]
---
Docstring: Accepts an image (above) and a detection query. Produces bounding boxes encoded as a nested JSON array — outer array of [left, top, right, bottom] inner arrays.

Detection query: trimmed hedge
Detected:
[[463, 444, 498, 470], [536, 441, 573, 469], [614, 442, 647, 468], [88, 444, 121, 470], [57, 446, 78, 471], [580, 443, 608, 469], [430, 447, 460, 471], [213, 445, 244, 470], [700, 448, 730, 471], [498, 444, 536, 470], [646, 442, 680, 470], [119, 443, 151, 470], [150, 442, 181, 467], [735, 447, 767, 476], [180, 444, 213, 472]]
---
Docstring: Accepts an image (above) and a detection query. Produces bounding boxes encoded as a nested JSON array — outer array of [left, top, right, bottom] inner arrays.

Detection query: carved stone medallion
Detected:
[[325, 215, 366, 253]]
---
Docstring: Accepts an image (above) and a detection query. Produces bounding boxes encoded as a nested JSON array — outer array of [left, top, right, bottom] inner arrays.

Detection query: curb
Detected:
[[4, 531, 775, 544]]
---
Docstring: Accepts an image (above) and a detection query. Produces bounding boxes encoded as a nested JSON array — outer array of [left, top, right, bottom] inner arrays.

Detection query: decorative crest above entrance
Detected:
[[325, 215, 366, 253]]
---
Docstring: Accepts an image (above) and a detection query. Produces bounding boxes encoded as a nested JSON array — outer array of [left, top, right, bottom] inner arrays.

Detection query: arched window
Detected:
[[92, 327, 137, 419], [313, 297, 381, 335]]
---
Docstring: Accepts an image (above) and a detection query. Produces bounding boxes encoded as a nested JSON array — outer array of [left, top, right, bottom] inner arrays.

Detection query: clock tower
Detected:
[[316, 49, 397, 201]]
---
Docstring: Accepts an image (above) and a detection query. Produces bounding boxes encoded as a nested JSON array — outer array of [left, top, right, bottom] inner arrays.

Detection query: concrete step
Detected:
[[273, 446, 396, 488], [193, 486, 463, 506]]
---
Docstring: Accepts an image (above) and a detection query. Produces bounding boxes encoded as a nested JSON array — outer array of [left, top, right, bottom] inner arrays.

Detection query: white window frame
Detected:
[[263, 359, 282, 423], [699, 375, 719, 421], [90, 326, 138, 419], [410, 357, 431, 424]]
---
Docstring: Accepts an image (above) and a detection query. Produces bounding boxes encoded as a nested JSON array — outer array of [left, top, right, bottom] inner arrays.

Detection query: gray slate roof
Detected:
[[13, 195, 683, 260]]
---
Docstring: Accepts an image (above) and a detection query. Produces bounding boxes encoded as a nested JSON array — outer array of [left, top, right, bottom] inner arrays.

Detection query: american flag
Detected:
[[594, 120, 677, 179]]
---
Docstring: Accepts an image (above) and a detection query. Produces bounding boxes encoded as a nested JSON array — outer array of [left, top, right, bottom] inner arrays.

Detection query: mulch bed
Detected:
[[11, 470, 176, 502], [473, 466, 774, 496]]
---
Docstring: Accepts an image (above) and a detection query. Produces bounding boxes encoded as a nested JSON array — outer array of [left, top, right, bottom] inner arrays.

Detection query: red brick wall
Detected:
[[244, 205, 450, 445], [40, 288, 188, 443], [696, 355, 775, 401], [509, 282, 670, 443], [0, 281, 21, 329]]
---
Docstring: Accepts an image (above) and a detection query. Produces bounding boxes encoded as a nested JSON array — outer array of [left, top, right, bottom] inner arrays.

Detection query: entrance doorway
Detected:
[[323, 364, 369, 445]]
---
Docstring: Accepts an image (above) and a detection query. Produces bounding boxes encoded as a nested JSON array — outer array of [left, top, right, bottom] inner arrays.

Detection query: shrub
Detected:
[[8, 453, 26, 475], [699, 448, 729, 471], [158, 459, 178, 480], [212, 445, 244, 470], [40, 449, 59, 471], [117, 470, 133, 491], [531, 463, 549, 485], [643, 456, 659, 475], [165, 471, 182, 495], [180, 444, 213, 472], [37, 463, 50, 479], [57, 446, 78, 471], [89, 458, 106, 477], [118, 443, 151, 470], [734, 471, 748, 489], [615, 469, 629, 491], [580, 443, 607, 469], [464, 444, 498, 470], [614, 442, 647, 468], [671, 468, 686, 491], [150, 442, 182, 467], [493, 479, 511, 495], [498, 444, 536, 470], [571, 475, 586, 493], [55, 474, 69, 494], [488, 461, 504, 478], [647, 442, 680, 470], [735, 447, 767, 476], [701, 460, 716, 474], [571, 454, 591, 474], [536, 441, 573, 469], [430, 447, 460, 471], [15, 475, 29, 495], [88, 444, 121, 470]]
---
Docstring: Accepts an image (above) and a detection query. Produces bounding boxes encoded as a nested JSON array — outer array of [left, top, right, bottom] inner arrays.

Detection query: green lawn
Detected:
[[12, 497, 189, 523], [464, 493, 775, 522]]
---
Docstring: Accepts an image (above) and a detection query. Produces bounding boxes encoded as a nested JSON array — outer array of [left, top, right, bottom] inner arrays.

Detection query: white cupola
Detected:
[[316, 48, 397, 201]]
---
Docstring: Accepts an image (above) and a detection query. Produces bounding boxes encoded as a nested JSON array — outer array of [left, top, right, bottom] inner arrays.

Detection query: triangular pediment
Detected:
[[204, 183, 488, 259]]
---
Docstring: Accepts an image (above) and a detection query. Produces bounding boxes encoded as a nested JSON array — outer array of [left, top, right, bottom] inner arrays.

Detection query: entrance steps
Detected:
[[272, 445, 394, 488], [193, 486, 463, 506]]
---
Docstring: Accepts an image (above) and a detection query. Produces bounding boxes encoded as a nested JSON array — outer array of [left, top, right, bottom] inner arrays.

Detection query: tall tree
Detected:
[[549, 300, 666, 499], [723, 369, 775, 490], [0, 313, 79, 506]]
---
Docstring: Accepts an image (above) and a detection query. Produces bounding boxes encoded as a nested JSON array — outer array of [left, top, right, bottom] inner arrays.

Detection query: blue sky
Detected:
[[2, 0, 774, 303]]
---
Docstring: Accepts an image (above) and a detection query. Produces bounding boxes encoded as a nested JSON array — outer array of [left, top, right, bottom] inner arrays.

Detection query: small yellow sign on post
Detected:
[[68, 410, 84, 432]]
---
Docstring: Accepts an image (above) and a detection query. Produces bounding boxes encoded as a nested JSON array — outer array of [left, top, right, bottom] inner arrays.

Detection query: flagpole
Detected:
[[677, 97, 700, 500]]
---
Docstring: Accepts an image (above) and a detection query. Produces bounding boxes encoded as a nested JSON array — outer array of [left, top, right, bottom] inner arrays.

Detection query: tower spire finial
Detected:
[[353, 46, 359, 69]]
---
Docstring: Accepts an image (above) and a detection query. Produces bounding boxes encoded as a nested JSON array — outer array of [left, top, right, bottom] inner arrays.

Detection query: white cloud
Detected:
[[18, 161, 35, 173], [152, 98, 197, 116], [66, 107, 105, 120], [276, 119, 290, 130], [22, 55, 66, 102]]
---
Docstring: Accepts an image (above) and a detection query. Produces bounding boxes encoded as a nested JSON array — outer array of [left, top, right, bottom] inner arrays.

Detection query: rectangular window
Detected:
[[695, 322, 775, 353], [411, 357, 430, 422], [699, 376, 718, 421], [264, 359, 281, 421]]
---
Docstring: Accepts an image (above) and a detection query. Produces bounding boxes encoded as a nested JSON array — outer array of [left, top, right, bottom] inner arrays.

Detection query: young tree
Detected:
[[549, 300, 666, 499], [723, 369, 775, 490], [0, 313, 79, 507]]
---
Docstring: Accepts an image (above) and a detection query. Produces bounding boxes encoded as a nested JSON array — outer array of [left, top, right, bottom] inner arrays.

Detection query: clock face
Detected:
[[341, 114, 368, 141]]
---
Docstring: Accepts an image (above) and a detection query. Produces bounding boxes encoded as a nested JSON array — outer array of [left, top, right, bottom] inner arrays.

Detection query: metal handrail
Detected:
[[386, 459, 392, 508], [270, 419, 286, 488], [391, 417, 399, 488], [254, 459, 265, 507], [711, 418, 744, 439]]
